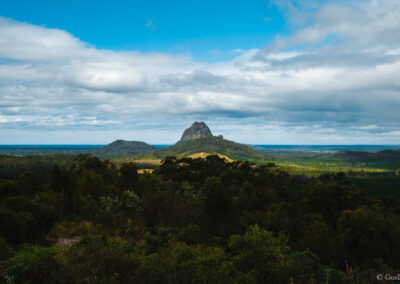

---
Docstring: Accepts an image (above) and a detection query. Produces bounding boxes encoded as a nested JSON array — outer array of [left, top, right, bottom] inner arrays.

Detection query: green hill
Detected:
[[91, 140, 154, 157], [152, 136, 267, 161]]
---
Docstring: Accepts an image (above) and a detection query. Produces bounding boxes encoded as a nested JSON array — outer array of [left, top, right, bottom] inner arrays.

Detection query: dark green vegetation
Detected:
[[90, 140, 155, 158], [0, 154, 84, 180], [348, 173, 400, 199], [1, 154, 400, 283], [262, 150, 400, 199], [0, 145, 100, 156], [333, 150, 400, 162], [151, 136, 268, 161]]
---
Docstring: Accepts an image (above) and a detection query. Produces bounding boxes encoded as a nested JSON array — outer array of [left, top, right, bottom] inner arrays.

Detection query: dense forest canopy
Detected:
[[0, 154, 399, 283]]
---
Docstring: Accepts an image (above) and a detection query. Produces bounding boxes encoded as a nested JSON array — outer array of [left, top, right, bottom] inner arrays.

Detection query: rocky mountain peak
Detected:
[[180, 121, 213, 142]]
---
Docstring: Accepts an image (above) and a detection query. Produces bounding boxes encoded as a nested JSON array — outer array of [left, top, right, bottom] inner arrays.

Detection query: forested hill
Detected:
[[334, 149, 400, 162], [152, 136, 268, 161], [90, 140, 155, 157]]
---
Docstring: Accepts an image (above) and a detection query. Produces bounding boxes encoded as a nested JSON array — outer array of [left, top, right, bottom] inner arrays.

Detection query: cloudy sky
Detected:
[[1, 0, 400, 144]]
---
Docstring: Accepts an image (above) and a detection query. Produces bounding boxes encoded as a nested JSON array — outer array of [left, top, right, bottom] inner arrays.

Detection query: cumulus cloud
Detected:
[[0, 17, 86, 61], [0, 0, 400, 144]]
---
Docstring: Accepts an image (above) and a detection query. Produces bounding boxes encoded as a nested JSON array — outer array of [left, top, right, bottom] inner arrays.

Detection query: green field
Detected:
[[257, 152, 400, 198]]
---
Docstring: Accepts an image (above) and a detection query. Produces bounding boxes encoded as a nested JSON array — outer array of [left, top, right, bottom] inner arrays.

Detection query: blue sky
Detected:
[[0, 0, 285, 61], [0, 0, 400, 144]]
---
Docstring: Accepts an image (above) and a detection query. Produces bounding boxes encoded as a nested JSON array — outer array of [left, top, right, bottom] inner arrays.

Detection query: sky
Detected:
[[0, 0, 400, 144]]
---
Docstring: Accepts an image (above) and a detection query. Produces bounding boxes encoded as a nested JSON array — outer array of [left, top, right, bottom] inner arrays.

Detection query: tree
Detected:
[[229, 225, 289, 283], [336, 207, 390, 269], [229, 225, 324, 283], [296, 220, 332, 264], [142, 189, 181, 228], [119, 162, 138, 192], [201, 177, 235, 237], [2, 246, 62, 284], [140, 241, 233, 283]]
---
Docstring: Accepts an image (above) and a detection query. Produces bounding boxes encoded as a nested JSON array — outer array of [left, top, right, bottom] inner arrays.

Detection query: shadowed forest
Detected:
[[1, 154, 400, 283]]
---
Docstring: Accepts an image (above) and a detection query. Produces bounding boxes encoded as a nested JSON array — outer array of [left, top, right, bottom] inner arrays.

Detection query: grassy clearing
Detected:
[[259, 154, 400, 198], [188, 152, 234, 162], [138, 169, 154, 174], [263, 153, 397, 176]]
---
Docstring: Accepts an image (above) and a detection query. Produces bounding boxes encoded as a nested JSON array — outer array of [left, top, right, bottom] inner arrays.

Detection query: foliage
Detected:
[[1, 154, 400, 283], [91, 139, 155, 158], [2, 246, 63, 284]]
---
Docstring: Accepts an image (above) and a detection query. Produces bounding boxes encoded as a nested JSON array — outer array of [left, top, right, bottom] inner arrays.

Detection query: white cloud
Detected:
[[0, 17, 86, 61], [0, 0, 400, 144], [359, 125, 380, 130]]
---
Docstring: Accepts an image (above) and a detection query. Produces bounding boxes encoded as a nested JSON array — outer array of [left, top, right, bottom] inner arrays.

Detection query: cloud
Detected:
[[0, 0, 400, 144], [0, 17, 86, 61], [145, 19, 156, 30], [262, 17, 272, 22]]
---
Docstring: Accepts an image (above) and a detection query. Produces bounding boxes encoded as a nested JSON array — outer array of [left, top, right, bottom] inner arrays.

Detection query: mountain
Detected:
[[154, 136, 267, 161], [180, 121, 213, 141], [91, 140, 155, 157], [87, 122, 268, 161]]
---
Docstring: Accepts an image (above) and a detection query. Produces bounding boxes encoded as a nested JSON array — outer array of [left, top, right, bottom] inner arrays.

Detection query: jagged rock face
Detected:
[[180, 122, 213, 141]]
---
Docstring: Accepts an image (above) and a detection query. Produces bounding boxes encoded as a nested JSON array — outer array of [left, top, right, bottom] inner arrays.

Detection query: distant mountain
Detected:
[[180, 121, 213, 141], [91, 140, 155, 157], [333, 149, 400, 162], [152, 122, 268, 160], [153, 136, 267, 161]]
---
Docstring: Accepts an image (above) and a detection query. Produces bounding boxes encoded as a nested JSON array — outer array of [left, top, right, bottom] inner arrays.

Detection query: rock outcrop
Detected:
[[180, 122, 213, 142]]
